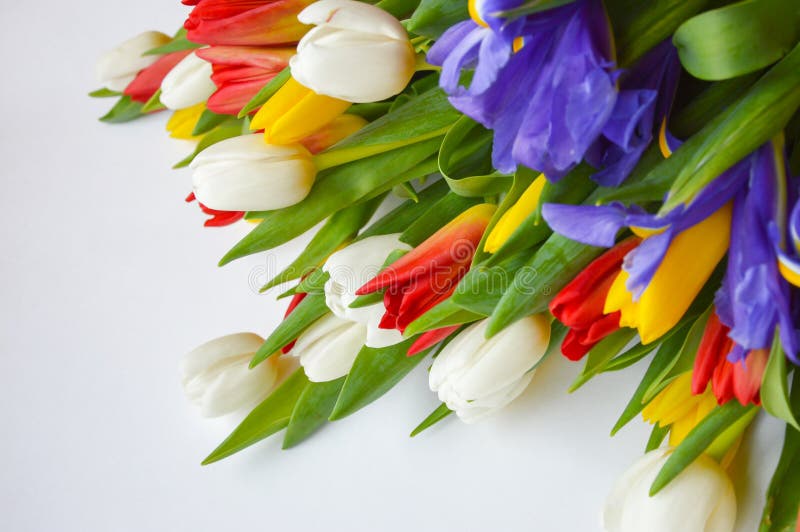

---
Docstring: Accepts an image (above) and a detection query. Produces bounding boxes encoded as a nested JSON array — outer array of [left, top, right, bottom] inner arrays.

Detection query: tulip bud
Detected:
[[429, 315, 550, 423], [160, 51, 217, 110], [291, 314, 366, 382], [190, 134, 316, 212], [603, 448, 736, 532], [96, 31, 171, 91], [181, 333, 278, 417], [322, 234, 411, 348], [290, 0, 416, 103]]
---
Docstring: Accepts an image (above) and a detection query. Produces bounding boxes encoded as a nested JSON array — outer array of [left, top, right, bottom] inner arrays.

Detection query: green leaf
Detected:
[[329, 338, 431, 420], [140, 89, 165, 113], [399, 191, 481, 246], [192, 109, 229, 136], [439, 116, 512, 197], [663, 42, 800, 210], [347, 102, 393, 121], [375, 0, 421, 17], [410, 403, 453, 437], [650, 401, 757, 495], [282, 377, 346, 449], [760, 372, 800, 532], [486, 234, 602, 337], [603, 341, 660, 373], [605, 0, 721, 67], [144, 28, 201, 55], [407, 0, 468, 39], [221, 139, 442, 265], [358, 179, 449, 240], [99, 96, 146, 123], [569, 328, 638, 392], [261, 196, 384, 291], [172, 122, 243, 169], [249, 293, 329, 368], [313, 85, 461, 171], [202, 369, 308, 464], [641, 309, 710, 403], [237, 66, 291, 118], [761, 328, 800, 432], [403, 298, 483, 336], [646, 422, 671, 452], [673, 0, 800, 81], [451, 250, 533, 317], [610, 327, 690, 435], [293, 269, 329, 294], [89, 88, 121, 98]]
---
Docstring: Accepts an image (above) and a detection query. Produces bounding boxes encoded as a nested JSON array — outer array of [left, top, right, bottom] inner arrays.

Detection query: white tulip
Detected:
[[291, 314, 366, 382], [322, 234, 410, 348], [603, 448, 736, 532], [191, 134, 316, 211], [96, 31, 171, 91], [160, 51, 217, 110], [429, 316, 550, 423], [181, 333, 278, 418], [290, 0, 416, 103]]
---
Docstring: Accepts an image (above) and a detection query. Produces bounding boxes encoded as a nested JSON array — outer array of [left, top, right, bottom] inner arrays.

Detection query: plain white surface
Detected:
[[0, 1, 785, 531]]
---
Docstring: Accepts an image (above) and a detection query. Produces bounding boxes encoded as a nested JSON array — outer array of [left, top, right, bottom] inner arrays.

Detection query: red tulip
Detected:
[[692, 310, 767, 406], [549, 236, 640, 361], [124, 50, 192, 104], [196, 46, 293, 116], [185, 192, 244, 227], [183, 0, 314, 46], [356, 204, 496, 333]]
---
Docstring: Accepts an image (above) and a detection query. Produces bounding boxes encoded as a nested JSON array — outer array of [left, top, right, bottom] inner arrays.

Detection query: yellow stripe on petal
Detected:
[[484, 174, 546, 253], [167, 102, 206, 140], [636, 203, 731, 344], [469, 0, 489, 27], [778, 256, 800, 287], [658, 118, 672, 158]]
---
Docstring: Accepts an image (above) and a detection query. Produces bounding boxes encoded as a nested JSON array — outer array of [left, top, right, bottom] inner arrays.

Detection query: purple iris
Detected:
[[427, 0, 618, 179], [585, 40, 681, 186], [541, 149, 750, 299], [714, 143, 798, 363]]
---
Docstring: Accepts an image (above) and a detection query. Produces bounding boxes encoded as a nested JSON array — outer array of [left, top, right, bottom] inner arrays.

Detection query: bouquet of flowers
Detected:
[[91, 0, 800, 529]]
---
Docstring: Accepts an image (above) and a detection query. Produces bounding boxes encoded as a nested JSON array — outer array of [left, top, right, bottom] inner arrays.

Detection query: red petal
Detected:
[[692, 311, 734, 395], [407, 326, 459, 357], [124, 50, 192, 103], [732, 348, 768, 406]]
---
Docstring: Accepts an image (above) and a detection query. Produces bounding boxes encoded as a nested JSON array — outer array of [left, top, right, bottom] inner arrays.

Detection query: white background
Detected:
[[0, 1, 785, 530]]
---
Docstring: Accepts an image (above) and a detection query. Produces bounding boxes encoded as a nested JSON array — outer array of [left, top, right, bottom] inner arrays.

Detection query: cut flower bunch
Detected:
[[92, 0, 800, 529]]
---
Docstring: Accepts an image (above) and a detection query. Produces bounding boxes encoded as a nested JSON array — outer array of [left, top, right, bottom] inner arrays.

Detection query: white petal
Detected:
[[96, 31, 170, 90], [298, 0, 408, 41], [199, 354, 278, 418], [181, 332, 264, 384], [160, 52, 216, 110], [292, 314, 366, 382]]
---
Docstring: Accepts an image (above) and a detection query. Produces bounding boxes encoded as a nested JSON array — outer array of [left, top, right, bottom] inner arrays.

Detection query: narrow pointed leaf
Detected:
[[761, 329, 800, 432], [99, 96, 146, 123], [407, 0, 469, 40], [202, 369, 308, 465], [569, 328, 638, 392], [282, 377, 346, 449], [237, 66, 291, 118], [410, 403, 453, 437]]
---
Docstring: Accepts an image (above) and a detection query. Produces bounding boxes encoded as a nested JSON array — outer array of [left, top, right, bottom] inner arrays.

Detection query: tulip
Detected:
[[250, 0, 415, 144], [123, 50, 194, 104], [356, 204, 497, 333], [428, 315, 550, 423], [407, 325, 460, 356], [483, 174, 546, 254], [549, 236, 640, 360], [181, 332, 278, 417], [642, 372, 717, 446], [692, 311, 768, 406], [604, 203, 732, 344], [190, 134, 316, 211], [166, 103, 206, 139], [290, 0, 416, 103], [96, 31, 171, 91], [290, 313, 365, 382], [183, 0, 314, 47], [603, 448, 736, 532], [160, 51, 217, 110], [322, 234, 411, 348], [195, 45, 294, 116]]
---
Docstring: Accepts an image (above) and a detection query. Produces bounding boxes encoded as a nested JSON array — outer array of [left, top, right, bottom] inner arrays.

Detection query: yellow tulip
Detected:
[[642, 372, 717, 446], [484, 174, 546, 254], [166, 102, 206, 140], [605, 202, 732, 344]]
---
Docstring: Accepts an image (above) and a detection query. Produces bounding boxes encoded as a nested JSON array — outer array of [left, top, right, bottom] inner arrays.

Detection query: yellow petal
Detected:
[[268, 91, 351, 144], [604, 270, 640, 330], [250, 77, 312, 132], [166, 102, 206, 140], [484, 174, 546, 253], [637, 203, 732, 343], [778, 256, 800, 287]]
